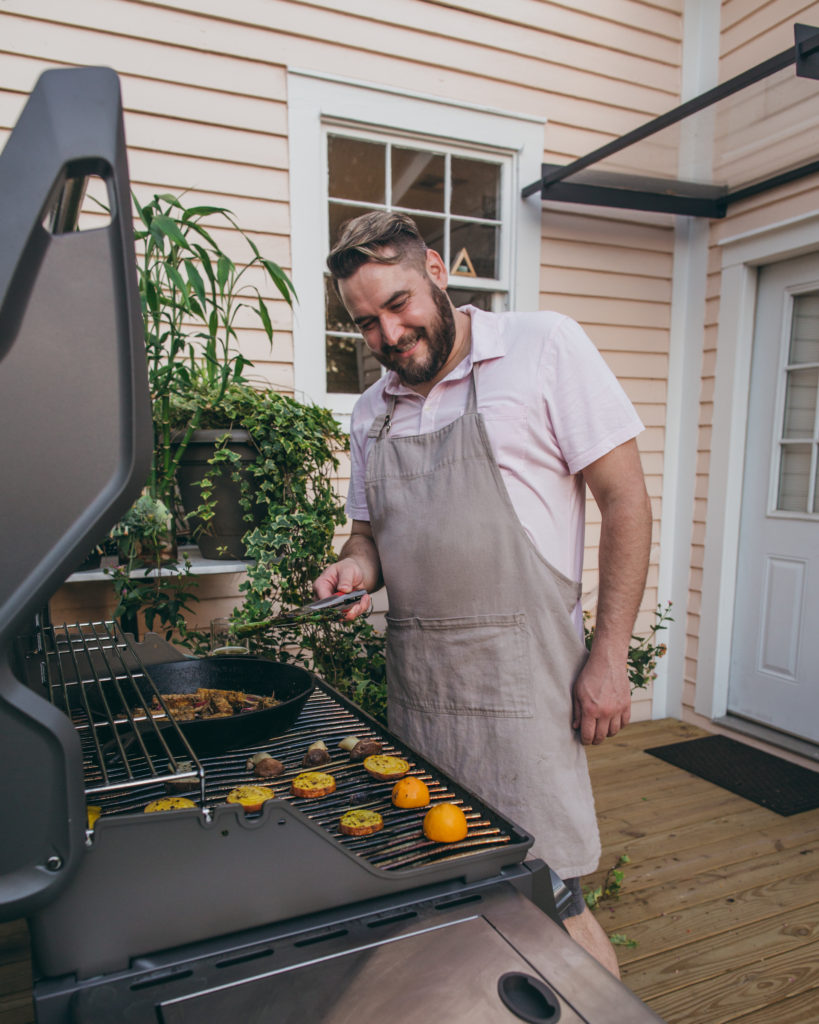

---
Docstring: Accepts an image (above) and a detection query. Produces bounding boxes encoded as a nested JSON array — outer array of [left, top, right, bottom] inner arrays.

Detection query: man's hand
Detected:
[[313, 557, 372, 620], [313, 520, 382, 621], [572, 649, 632, 745]]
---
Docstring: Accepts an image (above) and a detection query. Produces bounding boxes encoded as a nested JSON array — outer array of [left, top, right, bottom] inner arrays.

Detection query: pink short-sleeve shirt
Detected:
[[346, 306, 644, 586]]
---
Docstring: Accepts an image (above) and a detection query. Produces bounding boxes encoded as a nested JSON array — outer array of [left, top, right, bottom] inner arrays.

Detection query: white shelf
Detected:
[[64, 546, 249, 583]]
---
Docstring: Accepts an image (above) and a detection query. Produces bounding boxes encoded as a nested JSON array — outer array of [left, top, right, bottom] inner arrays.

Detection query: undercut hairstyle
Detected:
[[327, 211, 428, 282]]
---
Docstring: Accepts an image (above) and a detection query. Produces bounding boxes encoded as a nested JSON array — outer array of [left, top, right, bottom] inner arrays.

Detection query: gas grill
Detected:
[[0, 66, 664, 1022]]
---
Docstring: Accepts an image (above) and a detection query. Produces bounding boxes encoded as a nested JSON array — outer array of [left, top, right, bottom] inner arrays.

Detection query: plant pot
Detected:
[[173, 429, 266, 560]]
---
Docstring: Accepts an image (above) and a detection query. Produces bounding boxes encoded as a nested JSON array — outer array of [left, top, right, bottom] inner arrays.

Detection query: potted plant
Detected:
[[134, 192, 296, 545]]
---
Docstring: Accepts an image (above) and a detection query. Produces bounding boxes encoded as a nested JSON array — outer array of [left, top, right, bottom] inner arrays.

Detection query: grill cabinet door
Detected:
[[0, 67, 151, 917]]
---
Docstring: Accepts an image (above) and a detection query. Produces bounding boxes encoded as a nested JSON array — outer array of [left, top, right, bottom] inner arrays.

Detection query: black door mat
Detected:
[[645, 734, 819, 816]]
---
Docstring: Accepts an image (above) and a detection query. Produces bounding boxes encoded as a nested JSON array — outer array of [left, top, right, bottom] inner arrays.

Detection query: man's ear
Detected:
[[425, 248, 448, 288]]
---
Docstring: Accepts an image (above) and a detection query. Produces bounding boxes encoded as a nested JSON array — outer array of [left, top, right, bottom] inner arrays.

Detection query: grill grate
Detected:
[[34, 622, 518, 872], [33, 620, 204, 799]]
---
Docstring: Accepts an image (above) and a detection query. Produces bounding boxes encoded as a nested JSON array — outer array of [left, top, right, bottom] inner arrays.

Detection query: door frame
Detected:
[[697, 210, 819, 733]]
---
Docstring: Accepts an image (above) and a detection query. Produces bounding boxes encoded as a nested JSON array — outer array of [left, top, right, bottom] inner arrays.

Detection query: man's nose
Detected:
[[380, 313, 405, 346]]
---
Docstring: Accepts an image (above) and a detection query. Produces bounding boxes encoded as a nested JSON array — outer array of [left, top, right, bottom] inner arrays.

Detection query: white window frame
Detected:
[[287, 70, 545, 423]]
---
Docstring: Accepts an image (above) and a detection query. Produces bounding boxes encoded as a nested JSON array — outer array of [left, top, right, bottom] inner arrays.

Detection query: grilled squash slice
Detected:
[[339, 808, 384, 836], [290, 771, 336, 798], [363, 755, 410, 781]]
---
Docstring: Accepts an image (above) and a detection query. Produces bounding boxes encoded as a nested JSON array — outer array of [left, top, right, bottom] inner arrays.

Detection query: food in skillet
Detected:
[[144, 796, 197, 813], [363, 755, 410, 781], [226, 785, 276, 812], [150, 688, 280, 722], [339, 809, 384, 836], [290, 771, 336, 798]]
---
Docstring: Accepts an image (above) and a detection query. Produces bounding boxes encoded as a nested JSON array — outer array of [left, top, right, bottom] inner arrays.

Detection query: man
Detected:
[[314, 211, 652, 975]]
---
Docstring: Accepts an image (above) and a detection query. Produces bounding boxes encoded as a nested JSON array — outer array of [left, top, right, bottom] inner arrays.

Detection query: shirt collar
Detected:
[[383, 305, 506, 397]]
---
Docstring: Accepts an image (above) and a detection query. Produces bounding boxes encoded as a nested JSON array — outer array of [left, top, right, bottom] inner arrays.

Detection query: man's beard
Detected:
[[374, 282, 456, 386]]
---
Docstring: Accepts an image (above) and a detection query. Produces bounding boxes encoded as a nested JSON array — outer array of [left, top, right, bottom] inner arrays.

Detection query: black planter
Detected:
[[173, 429, 265, 560]]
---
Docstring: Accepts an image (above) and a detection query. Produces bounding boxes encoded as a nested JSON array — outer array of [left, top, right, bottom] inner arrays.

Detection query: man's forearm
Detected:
[[590, 489, 652, 662]]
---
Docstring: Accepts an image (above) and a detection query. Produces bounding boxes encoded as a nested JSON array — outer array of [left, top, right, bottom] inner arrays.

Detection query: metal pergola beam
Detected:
[[522, 23, 819, 218]]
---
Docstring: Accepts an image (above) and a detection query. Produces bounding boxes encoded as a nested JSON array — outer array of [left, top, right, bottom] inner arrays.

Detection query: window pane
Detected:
[[450, 220, 498, 279], [328, 201, 373, 251], [392, 147, 444, 212], [451, 157, 500, 219], [326, 336, 382, 394], [447, 287, 495, 311], [328, 136, 385, 203], [777, 443, 812, 511], [324, 276, 355, 333], [782, 367, 819, 438], [412, 213, 446, 255], [789, 291, 819, 364]]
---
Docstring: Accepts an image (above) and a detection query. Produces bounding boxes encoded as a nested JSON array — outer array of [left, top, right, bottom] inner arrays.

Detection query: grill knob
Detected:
[[45, 855, 63, 872]]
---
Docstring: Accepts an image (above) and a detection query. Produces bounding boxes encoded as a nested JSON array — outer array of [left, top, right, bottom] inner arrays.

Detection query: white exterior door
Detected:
[[728, 253, 819, 745]]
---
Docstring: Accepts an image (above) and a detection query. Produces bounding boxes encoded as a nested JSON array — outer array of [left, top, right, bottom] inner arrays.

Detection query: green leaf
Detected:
[[216, 254, 233, 292], [610, 934, 638, 947], [151, 214, 190, 250]]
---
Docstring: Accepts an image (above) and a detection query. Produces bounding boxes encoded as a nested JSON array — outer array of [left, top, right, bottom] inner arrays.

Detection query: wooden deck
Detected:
[[1, 718, 818, 1022], [585, 718, 819, 1023]]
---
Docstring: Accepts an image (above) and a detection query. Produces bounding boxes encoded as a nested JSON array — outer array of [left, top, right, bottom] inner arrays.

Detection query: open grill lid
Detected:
[[0, 67, 151, 917]]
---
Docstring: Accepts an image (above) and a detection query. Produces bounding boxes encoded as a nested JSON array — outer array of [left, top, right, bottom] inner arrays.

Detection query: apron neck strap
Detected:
[[369, 366, 477, 441]]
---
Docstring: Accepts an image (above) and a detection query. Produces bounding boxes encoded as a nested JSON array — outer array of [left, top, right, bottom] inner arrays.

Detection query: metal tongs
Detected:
[[234, 590, 368, 636]]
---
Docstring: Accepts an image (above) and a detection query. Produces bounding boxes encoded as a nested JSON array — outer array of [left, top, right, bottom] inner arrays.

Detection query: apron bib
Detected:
[[365, 372, 600, 878]]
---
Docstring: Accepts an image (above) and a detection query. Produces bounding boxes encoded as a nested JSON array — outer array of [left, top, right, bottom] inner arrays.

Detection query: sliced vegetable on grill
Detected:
[[290, 771, 337, 798], [362, 755, 410, 781], [144, 796, 197, 813], [226, 785, 276, 812], [339, 808, 384, 836]]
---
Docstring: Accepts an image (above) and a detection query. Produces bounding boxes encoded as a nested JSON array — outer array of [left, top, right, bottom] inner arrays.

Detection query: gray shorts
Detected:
[[556, 875, 587, 920]]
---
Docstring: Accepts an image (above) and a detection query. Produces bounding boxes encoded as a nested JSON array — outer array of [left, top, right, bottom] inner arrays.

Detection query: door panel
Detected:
[[728, 253, 819, 744]]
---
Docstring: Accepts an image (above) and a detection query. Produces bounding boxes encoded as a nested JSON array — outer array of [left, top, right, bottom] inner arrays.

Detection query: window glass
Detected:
[[391, 147, 444, 211], [777, 443, 812, 511], [451, 157, 500, 219], [450, 221, 498, 279], [782, 367, 818, 438], [328, 137, 385, 203], [447, 287, 495, 311], [789, 291, 819, 364]]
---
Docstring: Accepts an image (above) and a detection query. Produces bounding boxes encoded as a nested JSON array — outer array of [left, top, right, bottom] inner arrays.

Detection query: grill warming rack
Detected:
[[33, 621, 523, 872], [28, 620, 204, 802]]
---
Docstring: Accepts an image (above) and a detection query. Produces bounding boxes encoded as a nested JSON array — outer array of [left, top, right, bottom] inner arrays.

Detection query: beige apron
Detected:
[[365, 370, 600, 878]]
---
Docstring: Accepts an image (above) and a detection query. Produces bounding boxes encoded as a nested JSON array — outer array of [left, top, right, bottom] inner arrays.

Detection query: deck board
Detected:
[[586, 718, 819, 1023], [1, 718, 817, 1023]]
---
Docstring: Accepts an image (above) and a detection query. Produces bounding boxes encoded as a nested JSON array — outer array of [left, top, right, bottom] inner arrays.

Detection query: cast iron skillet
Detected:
[[90, 656, 315, 758]]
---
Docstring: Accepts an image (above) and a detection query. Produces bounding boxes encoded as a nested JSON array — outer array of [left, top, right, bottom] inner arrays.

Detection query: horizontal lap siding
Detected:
[[2, 0, 680, 664], [684, 0, 819, 725]]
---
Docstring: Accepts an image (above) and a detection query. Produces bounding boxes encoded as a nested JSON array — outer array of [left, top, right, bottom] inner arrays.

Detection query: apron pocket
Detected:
[[386, 612, 533, 718]]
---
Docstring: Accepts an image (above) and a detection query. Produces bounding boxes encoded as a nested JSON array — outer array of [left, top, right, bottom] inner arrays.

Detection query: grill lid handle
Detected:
[[0, 66, 151, 918]]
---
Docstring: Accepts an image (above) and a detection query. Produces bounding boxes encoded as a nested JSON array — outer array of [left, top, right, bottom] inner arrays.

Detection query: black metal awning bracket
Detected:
[[795, 24, 819, 79], [522, 24, 819, 216]]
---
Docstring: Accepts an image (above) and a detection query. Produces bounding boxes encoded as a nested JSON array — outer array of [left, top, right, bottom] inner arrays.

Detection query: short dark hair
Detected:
[[327, 211, 428, 281]]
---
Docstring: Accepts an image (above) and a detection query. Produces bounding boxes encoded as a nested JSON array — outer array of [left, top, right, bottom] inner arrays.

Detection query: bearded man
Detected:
[[314, 211, 652, 975]]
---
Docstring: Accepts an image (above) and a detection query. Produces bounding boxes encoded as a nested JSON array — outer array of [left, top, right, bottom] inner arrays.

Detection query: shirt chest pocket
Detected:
[[385, 612, 534, 718]]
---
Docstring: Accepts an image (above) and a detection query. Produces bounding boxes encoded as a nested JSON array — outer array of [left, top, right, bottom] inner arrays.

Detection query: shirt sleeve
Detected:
[[344, 400, 372, 522], [545, 316, 644, 475]]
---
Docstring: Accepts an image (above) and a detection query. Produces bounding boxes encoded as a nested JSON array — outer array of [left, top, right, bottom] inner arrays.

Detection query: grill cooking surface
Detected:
[[35, 621, 521, 872]]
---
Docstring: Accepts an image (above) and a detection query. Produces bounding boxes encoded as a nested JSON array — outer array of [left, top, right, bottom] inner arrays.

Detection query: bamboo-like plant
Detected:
[[133, 192, 296, 514]]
